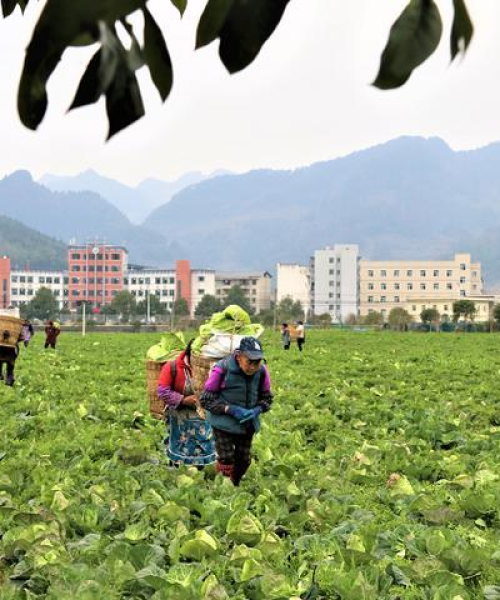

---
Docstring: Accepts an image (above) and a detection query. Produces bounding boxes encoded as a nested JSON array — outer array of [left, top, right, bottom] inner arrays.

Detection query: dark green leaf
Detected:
[[451, 0, 473, 60], [196, 0, 234, 49], [219, 0, 290, 73], [69, 50, 103, 109], [18, 0, 146, 130], [170, 0, 187, 17], [1, 0, 30, 17], [105, 58, 145, 139], [143, 7, 173, 101], [373, 0, 443, 90]]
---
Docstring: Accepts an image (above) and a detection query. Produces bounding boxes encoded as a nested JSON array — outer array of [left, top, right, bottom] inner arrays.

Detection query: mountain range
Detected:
[[40, 169, 230, 224], [2, 136, 500, 284]]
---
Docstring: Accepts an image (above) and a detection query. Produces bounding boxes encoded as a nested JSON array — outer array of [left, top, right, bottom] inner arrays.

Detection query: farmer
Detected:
[[44, 320, 60, 349], [296, 320, 305, 352], [0, 330, 23, 386], [200, 336, 273, 486], [22, 319, 34, 348], [281, 322, 291, 350], [157, 339, 216, 467]]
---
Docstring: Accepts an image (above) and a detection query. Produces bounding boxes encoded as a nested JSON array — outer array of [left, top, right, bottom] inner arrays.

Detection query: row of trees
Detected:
[[357, 299, 487, 330], [17, 285, 307, 323]]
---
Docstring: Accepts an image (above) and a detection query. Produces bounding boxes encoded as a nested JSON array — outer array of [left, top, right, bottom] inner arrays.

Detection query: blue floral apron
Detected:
[[165, 369, 216, 466]]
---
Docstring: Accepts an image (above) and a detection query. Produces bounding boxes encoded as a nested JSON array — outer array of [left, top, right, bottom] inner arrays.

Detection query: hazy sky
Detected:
[[1, 0, 500, 186]]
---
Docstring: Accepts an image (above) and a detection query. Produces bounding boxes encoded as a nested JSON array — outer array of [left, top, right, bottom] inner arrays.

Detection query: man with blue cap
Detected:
[[200, 336, 273, 485]]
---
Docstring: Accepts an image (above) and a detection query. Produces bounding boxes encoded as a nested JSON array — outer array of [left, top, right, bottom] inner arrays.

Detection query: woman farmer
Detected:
[[200, 336, 273, 486], [44, 320, 60, 349], [0, 329, 23, 386], [157, 340, 216, 467], [22, 319, 34, 348]]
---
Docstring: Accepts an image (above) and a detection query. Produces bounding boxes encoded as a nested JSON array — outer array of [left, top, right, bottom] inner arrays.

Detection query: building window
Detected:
[[329, 292, 333, 298], [170, 277, 175, 284], [393, 270, 400, 276], [407, 283, 413, 290], [11, 276, 17, 283], [198, 289, 205, 295], [368, 270, 374, 277], [198, 276, 205, 282], [412, 305, 416, 312], [71, 277, 79, 284], [472, 271, 477, 278], [329, 305, 334, 310], [329, 269, 334, 275], [433, 270, 439, 277], [420, 270, 426, 277], [368, 296, 374, 303], [444, 305, 448, 311], [406, 270, 413, 276], [394, 283, 400, 290], [169, 290, 175, 296], [54, 277, 60, 284], [460, 263, 466, 270], [381, 283, 387, 290], [380, 296, 386, 303], [329, 257, 334, 263], [72, 290, 80, 296], [46, 277, 52, 284], [368, 283, 374, 290], [433, 283, 439, 290], [447, 283, 453, 290], [72, 265, 80, 272], [446, 270, 452, 277], [11, 288, 18, 295], [381, 270, 386, 276], [394, 296, 400, 303], [460, 290, 466, 296], [460, 276, 466, 284], [112, 253, 121, 260], [71, 253, 80, 259], [39, 277, 45, 284], [472, 284, 477, 291], [20, 276, 25, 283], [27, 276, 33, 283], [420, 283, 426, 290]]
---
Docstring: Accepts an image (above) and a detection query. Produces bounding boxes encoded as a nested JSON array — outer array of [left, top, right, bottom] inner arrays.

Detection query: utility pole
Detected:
[[170, 298, 175, 330], [146, 290, 150, 324], [82, 302, 86, 336]]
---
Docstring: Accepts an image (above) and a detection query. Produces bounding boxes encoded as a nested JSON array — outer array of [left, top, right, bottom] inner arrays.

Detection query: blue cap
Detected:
[[238, 336, 264, 359]]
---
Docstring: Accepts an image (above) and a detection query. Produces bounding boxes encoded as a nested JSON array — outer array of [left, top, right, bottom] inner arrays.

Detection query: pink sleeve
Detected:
[[204, 365, 225, 393], [260, 365, 271, 394]]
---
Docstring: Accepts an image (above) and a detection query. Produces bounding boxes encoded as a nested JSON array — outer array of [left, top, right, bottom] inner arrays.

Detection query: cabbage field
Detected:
[[2, 331, 500, 599]]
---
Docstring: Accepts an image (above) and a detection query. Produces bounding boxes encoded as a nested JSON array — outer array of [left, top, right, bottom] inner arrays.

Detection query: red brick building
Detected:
[[67, 244, 128, 308], [0, 256, 10, 309]]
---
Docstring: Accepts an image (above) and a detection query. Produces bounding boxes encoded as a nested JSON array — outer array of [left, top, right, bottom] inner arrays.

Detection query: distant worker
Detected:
[[0, 330, 22, 386], [22, 319, 34, 348], [296, 320, 305, 352], [281, 322, 291, 350], [44, 320, 60, 349], [201, 337, 273, 486]]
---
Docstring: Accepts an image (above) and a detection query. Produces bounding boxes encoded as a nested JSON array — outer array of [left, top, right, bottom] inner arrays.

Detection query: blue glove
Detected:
[[239, 406, 262, 423], [227, 406, 254, 422]]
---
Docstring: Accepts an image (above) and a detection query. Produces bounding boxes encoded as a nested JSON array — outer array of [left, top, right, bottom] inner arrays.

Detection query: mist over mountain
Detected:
[[142, 136, 500, 282], [0, 171, 181, 267], [4, 137, 500, 284], [40, 169, 231, 224]]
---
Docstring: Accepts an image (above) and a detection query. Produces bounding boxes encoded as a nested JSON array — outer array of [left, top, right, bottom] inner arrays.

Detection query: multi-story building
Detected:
[[312, 244, 359, 322], [0, 256, 10, 309], [359, 253, 483, 320], [403, 294, 494, 322], [125, 262, 216, 316], [215, 271, 272, 313], [276, 263, 311, 315], [67, 243, 128, 308], [10, 269, 68, 309]]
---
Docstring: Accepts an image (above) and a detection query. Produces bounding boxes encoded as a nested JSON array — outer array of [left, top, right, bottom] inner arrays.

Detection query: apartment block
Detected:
[[312, 244, 359, 322], [276, 263, 311, 315], [215, 271, 272, 313], [10, 269, 68, 309], [359, 253, 483, 320], [0, 256, 10, 309], [68, 244, 128, 308]]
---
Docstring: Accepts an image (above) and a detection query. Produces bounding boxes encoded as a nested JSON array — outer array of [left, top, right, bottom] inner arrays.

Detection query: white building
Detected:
[[215, 271, 272, 313], [10, 270, 68, 309], [276, 263, 311, 315], [312, 244, 359, 322]]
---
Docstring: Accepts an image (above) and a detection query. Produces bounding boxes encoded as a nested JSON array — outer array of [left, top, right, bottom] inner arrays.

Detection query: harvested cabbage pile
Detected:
[[146, 331, 186, 362], [192, 305, 263, 356]]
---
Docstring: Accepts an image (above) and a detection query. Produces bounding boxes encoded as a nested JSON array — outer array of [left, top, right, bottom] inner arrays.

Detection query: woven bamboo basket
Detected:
[[145, 360, 166, 420], [0, 316, 23, 349], [190, 354, 219, 396]]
